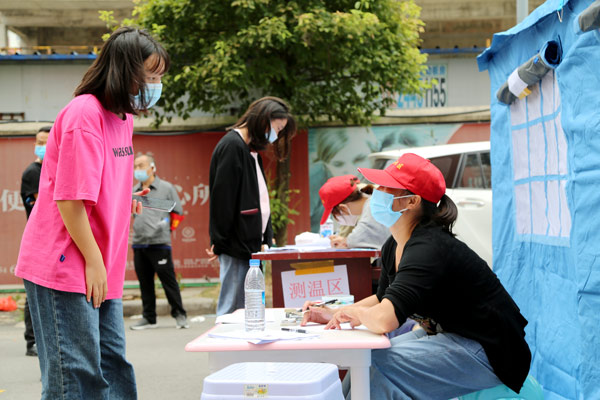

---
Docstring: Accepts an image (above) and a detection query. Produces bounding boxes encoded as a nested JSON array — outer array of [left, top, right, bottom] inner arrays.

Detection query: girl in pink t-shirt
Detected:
[[15, 27, 169, 399]]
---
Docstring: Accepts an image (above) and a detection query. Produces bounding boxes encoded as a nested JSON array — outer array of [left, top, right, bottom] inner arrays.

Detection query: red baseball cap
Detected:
[[357, 153, 445, 203], [319, 175, 360, 225]]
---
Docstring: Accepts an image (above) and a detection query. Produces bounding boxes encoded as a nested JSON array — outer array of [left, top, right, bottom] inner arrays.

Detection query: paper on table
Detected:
[[265, 245, 299, 251], [215, 309, 277, 324], [300, 323, 369, 332], [297, 245, 331, 252], [207, 328, 319, 344]]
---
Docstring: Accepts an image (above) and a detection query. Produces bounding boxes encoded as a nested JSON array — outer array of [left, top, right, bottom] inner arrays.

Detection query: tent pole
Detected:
[[517, 0, 529, 23]]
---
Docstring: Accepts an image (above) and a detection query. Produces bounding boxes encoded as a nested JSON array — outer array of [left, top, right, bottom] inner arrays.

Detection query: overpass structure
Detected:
[[0, 0, 132, 49], [0, 0, 545, 50]]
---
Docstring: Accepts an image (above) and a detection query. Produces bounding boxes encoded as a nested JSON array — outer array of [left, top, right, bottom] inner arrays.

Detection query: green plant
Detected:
[[176, 272, 184, 291], [269, 186, 300, 246], [102, 0, 427, 126]]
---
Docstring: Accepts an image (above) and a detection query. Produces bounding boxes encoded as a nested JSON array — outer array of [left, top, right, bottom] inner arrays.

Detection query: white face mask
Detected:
[[334, 212, 359, 226]]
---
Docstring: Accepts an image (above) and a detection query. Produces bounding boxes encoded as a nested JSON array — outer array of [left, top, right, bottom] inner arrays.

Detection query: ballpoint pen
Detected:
[[295, 298, 338, 312], [314, 299, 337, 307]]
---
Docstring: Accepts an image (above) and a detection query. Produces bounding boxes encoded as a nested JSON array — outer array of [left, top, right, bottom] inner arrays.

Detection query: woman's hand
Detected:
[[329, 235, 349, 249], [300, 300, 324, 311], [85, 258, 107, 308], [300, 306, 335, 326], [56, 199, 107, 308], [132, 188, 151, 214], [205, 245, 218, 262], [325, 307, 363, 330]]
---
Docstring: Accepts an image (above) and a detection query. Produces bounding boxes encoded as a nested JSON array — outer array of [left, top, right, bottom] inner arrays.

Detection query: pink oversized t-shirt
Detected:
[[15, 94, 134, 299]]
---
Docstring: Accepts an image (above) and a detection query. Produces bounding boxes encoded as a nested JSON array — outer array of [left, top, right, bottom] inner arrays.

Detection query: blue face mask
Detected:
[[370, 190, 414, 228], [268, 125, 278, 143], [34, 145, 46, 161], [133, 83, 162, 109], [134, 169, 150, 183]]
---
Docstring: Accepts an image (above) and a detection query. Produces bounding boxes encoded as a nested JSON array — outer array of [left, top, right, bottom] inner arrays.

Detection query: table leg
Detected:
[[271, 260, 285, 307], [350, 365, 370, 400]]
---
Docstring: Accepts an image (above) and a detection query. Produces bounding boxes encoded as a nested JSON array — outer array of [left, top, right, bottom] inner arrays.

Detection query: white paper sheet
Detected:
[[215, 309, 277, 324], [207, 328, 319, 344]]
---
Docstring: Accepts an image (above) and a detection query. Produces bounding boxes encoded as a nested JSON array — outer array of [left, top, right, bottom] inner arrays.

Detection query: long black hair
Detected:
[[230, 96, 297, 160], [74, 27, 170, 115]]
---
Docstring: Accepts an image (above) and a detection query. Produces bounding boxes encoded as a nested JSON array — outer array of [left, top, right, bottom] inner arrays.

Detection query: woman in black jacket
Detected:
[[207, 97, 296, 316], [302, 152, 531, 399]]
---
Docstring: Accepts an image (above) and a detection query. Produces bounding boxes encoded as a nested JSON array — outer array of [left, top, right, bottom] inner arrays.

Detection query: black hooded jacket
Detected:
[[209, 130, 273, 259]]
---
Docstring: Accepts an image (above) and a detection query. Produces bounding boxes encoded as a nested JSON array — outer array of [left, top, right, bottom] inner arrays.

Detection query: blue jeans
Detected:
[[216, 254, 249, 316], [386, 318, 418, 340], [370, 329, 502, 399], [24, 280, 137, 400]]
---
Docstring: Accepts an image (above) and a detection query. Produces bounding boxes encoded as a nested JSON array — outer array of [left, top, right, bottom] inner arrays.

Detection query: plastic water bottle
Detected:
[[320, 217, 334, 238], [244, 259, 265, 332]]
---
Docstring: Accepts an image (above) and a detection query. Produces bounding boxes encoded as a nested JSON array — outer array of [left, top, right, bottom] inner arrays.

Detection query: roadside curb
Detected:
[[122, 296, 216, 317]]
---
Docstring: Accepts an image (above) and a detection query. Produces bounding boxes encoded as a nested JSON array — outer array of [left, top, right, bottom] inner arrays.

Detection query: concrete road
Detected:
[[0, 313, 216, 399]]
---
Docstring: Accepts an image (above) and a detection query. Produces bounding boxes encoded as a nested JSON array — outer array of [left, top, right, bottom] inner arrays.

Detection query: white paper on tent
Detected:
[[281, 264, 350, 308]]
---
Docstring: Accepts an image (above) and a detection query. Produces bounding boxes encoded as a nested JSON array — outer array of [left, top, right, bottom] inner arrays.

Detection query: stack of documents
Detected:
[[208, 329, 319, 345]]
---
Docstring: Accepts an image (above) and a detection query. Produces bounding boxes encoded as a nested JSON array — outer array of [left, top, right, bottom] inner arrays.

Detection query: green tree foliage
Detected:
[[126, 0, 427, 126], [110, 0, 427, 244]]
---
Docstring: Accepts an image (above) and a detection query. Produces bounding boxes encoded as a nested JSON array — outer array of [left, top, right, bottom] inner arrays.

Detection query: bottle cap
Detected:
[[249, 259, 260, 267]]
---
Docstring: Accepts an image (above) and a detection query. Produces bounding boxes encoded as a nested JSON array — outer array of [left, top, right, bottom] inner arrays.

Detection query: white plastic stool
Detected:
[[201, 362, 344, 400]]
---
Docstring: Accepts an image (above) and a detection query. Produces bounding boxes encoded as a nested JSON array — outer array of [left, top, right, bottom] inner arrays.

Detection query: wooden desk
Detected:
[[253, 249, 380, 308], [185, 309, 390, 400]]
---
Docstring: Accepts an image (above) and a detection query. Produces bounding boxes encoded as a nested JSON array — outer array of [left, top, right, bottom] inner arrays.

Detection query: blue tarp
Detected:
[[478, 1, 600, 398]]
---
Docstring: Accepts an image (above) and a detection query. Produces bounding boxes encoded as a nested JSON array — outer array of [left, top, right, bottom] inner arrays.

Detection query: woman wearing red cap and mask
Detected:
[[303, 153, 531, 398], [318, 175, 389, 250]]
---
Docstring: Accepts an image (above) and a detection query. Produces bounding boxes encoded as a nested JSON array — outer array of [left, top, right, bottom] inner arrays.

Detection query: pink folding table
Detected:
[[185, 309, 390, 400]]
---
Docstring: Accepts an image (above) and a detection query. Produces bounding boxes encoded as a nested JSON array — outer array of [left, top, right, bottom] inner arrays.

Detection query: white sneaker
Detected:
[[175, 315, 189, 329], [130, 318, 157, 330]]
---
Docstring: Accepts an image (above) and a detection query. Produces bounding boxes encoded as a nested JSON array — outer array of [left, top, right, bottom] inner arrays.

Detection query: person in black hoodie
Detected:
[[207, 97, 296, 316], [20, 125, 51, 357], [302, 152, 531, 399]]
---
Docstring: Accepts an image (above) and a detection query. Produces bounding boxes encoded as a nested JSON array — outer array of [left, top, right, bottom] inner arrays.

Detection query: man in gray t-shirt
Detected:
[[130, 154, 188, 330]]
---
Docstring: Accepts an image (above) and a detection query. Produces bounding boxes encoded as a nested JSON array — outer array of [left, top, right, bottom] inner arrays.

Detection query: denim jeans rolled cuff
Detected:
[[216, 254, 248, 316], [24, 280, 137, 400], [369, 330, 502, 399]]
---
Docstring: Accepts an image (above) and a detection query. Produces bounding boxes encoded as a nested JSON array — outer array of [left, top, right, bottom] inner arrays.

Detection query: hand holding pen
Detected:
[[299, 299, 338, 326], [299, 298, 337, 312]]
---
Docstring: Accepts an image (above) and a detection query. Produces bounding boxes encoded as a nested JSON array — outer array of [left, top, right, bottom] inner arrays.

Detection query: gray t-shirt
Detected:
[[132, 176, 183, 246], [345, 197, 390, 250]]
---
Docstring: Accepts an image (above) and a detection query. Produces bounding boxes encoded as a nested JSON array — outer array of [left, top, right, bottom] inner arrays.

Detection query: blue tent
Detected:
[[478, 1, 600, 398]]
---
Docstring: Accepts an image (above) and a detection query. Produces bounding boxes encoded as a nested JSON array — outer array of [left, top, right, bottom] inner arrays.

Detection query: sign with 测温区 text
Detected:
[[281, 264, 350, 308]]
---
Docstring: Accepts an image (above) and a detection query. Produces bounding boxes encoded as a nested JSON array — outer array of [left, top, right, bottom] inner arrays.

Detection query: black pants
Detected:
[[24, 297, 35, 349], [133, 247, 186, 324]]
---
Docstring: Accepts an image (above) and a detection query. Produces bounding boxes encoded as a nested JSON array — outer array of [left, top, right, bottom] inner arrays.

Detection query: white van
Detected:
[[367, 141, 493, 268]]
